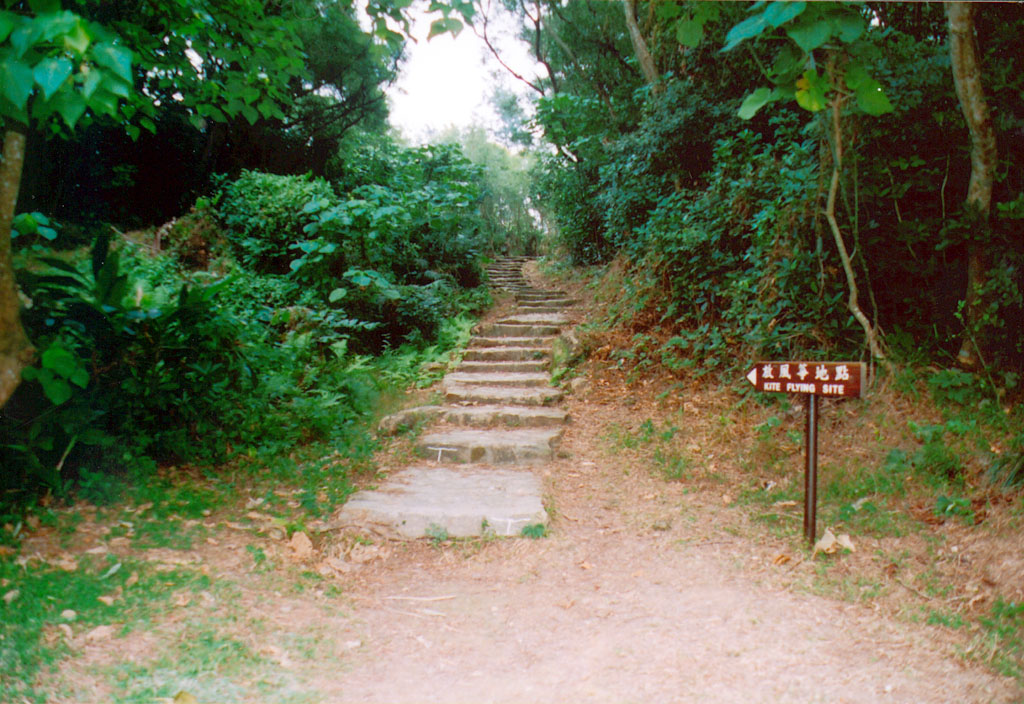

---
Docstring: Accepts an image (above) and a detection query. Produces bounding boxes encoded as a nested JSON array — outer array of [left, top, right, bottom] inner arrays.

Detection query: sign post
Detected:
[[744, 362, 865, 545]]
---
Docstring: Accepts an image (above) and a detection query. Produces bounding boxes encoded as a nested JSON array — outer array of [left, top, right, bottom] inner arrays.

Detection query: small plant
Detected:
[[425, 523, 449, 545], [520, 523, 548, 539], [975, 598, 1024, 679], [934, 495, 975, 524]]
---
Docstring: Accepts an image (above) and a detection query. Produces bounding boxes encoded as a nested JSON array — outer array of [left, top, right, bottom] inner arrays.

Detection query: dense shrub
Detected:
[[216, 171, 336, 274]]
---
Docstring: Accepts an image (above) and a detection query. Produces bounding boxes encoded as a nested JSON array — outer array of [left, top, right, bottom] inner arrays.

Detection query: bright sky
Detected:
[[384, 4, 541, 144]]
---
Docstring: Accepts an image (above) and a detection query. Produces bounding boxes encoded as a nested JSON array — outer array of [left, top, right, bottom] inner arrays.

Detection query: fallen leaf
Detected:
[[173, 691, 199, 704], [173, 592, 192, 608], [772, 500, 798, 508], [61, 609, 77, 621], [3, 589, 19, 604], [289, 531, 314, 561], [124, 572, 139, 589], [813, 528, 838, 555], [58, 623, 73, 640], [772, 553, 791, 565], [721, 494, 732, 506], [579, 561, 593, 570], [836, 534, 856, 552], [98, 595, 116, 606], [84, 624, 116, 642]]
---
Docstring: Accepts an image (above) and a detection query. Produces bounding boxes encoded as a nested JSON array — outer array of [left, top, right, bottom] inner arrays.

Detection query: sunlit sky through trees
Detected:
[[384, 3, 541, 144]]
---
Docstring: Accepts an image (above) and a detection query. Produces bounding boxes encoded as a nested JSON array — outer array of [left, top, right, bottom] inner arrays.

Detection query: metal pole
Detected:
[[803, 394, 819, 545]]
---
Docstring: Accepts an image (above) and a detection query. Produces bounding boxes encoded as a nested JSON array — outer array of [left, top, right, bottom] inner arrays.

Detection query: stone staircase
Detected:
[[338, 257, 577, 539]]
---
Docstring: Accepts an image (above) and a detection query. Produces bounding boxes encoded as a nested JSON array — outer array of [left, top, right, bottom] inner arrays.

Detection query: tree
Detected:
[[1, 4, 136, 407], [946, 1, 997, 368]]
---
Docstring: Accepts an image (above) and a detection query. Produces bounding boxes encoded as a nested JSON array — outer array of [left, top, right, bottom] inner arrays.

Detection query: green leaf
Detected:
[[795, 69, 828, 112], [786, 18, 831, 52], [427, 17, 462, 40], [831, 11, 864, 43], [738, 86, 772, 120], [770, 43, 803, 81], [764, 2, 807, 28], [844, 62, 870, 91], [41, 344, 78, 379], [0, 11, 17, 43], [1, 58, 34, 109], [241, 103, 259, 125], [62, 18, 91, 54], [328, 288, 347, 303], [100, 72, 131, 99], [80, 68, 102, 98], [33, 57, 72, 100], [9, 21, 41, 58], [722, 13, 769, 52], [91, 43, 132, 82], [855, 78, 893, 115], [42, 376, 72, 405], [70, 367, 89, 388], [657, 3, 682, 20], [676, 17, 703, 48]]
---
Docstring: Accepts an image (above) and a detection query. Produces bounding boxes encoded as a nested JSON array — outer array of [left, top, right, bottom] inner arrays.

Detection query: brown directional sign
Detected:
[[744, 361, 865, 398]]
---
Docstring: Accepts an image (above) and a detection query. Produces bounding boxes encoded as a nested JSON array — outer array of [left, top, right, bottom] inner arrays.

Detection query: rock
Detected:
[[289, 531, 314, 561], [377, 406, 443, 435], [569, 377, 589, 394]]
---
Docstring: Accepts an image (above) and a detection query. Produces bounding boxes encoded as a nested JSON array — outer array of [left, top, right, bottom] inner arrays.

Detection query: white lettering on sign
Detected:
[[763, 381, 782, 392], [814, 365, 830, 381], [762, 364, 774, 379], [835, 364, 850, 381], [797, 363, 809, 380], [779, 363, 791, 379], [821, 384, 845, 395], [786, 382, 817, 393]]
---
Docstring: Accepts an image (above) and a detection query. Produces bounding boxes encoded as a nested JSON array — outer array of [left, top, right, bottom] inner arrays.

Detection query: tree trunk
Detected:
[[0, 127, 35, 408], [622, 0, 660, 90], [946, 2, 997, 368], [825, 95, 885, 363]]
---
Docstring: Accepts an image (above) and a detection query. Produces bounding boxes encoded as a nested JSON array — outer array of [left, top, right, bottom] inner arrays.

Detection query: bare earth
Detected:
[[33, 262, 1022, 703]]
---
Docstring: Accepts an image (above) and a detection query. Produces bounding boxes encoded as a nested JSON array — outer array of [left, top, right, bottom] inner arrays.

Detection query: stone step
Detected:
[[517, 291, 567, 300], [499, 313, 571, 326], [463, 346, 551, 362], [469, 336, 556, 348], [444, 371, 550, 388], [444, 383, 563, 406], [483, 323, 562, 337], [440, 404, 568, 428], [416, 428, 563, 465], [337, 466, 547, 539], [517, 300, 578, 309], [458, 360, 548, 374]]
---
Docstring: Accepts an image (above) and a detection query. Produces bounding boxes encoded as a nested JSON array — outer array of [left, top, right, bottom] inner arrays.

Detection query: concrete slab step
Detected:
[[337, 466, 546, 538], [457, 360, 548, 374], [416, 427, 563, 464], [443, 371, 550, 388], [469, 336, 556, 348], [499, 313, 571, 326], [517, 300, 578, 309], [483, 323, 562, 337], [462, 346, 551, 362], [517, 291, 567, 300], [443, 383, 563, 406], [441, 404, 568, 428]]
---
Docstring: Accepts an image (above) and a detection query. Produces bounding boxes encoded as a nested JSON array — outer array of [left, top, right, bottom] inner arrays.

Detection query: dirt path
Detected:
[[36, 261, 1021, 702], [312, 413, 1014, 703], [298, 262, 1017, 703]]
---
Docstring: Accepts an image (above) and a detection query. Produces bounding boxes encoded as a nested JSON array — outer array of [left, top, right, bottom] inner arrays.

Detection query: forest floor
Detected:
[[10, 261, 1024, 703]]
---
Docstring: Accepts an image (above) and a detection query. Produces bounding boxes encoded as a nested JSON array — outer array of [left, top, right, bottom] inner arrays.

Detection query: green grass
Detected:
[[0, 554, 202, 704]]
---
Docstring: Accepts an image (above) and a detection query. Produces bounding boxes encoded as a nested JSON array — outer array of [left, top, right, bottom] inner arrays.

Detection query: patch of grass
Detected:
[[971, 598, 1024, 680], [652, 448, 691, 481], [0, 554, 200, 704]]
